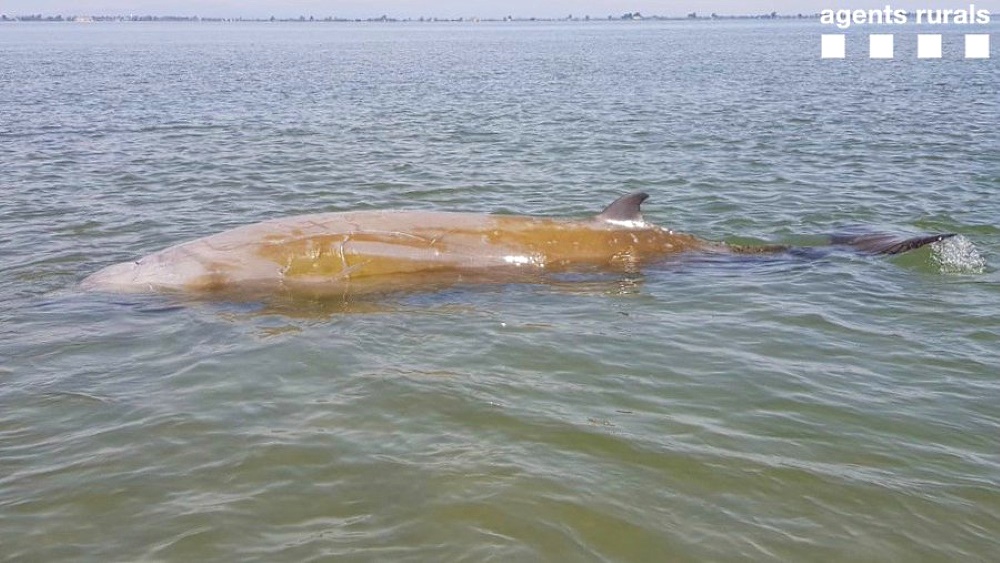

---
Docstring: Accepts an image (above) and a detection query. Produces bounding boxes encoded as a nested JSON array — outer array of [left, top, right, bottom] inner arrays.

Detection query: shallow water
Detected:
[[2, 20, 999, 561]]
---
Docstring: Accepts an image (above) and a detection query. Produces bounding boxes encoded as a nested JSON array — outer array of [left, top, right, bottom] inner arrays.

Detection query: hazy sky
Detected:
[[4, 1, 999, 19]]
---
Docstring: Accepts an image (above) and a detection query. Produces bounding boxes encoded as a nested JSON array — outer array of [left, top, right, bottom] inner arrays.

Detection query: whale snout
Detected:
[[81, 250, 220, 293], [80, 260, 143, 291]]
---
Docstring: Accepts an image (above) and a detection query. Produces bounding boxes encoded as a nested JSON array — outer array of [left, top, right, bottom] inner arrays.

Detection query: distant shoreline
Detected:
[[2, 12, 820, 24]]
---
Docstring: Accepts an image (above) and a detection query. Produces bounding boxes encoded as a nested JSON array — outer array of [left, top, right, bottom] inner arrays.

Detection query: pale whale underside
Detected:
[[81, 192, 955, 297]]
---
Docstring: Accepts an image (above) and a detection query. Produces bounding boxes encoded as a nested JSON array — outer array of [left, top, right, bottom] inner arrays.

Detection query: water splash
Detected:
[[931, 235, 986, 274]]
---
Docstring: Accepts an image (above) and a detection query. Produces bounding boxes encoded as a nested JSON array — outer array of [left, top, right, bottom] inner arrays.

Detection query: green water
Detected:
[[2, 20, 999, 561]]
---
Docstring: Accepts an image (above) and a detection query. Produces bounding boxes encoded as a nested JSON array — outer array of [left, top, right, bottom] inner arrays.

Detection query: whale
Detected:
[[81, 192, 955, 297]]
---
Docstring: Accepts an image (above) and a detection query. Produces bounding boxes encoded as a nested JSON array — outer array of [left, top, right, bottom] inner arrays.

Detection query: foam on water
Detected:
[[931, 235, 987, 274]]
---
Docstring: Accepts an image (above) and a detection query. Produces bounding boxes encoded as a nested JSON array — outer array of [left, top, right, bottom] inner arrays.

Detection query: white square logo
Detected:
[[917, 34, 942, 59], [821, 34, 846, 59], [869, 34, 894, 59], [965, 34, 990, 59]]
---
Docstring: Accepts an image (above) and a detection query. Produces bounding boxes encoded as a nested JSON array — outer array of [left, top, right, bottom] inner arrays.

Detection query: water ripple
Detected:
[[2, 19, 999, 562]]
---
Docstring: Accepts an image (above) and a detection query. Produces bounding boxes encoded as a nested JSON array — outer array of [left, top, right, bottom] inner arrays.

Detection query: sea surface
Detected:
[[2, 19, 998, 561]]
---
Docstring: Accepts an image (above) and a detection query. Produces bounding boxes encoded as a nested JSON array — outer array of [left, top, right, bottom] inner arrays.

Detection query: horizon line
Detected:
[[1, 12, 821, 23]]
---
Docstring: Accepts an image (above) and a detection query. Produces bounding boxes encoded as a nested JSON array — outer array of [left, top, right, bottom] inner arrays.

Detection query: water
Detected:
[[2, 20, 999, 561]]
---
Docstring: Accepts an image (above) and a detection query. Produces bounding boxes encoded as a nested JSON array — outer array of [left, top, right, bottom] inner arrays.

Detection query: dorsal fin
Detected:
[[596, 192, 649, 223]]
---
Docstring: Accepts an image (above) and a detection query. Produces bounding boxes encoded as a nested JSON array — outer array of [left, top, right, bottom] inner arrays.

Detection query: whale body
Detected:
[[81, 192, 954, 296]]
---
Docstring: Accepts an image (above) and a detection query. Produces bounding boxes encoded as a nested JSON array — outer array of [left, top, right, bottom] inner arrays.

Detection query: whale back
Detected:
[[251, 210, 701, 284], [81, 203, 704, 294]]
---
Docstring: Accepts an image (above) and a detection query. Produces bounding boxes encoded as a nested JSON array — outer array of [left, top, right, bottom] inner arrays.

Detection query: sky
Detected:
[[4, 1, 1000, 19]]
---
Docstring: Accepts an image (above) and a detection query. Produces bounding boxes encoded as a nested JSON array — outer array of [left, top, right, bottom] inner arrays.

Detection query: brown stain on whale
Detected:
[[256, 230, 449, 282], [486, 216, 706, 268], [249, 215, 708, 286]]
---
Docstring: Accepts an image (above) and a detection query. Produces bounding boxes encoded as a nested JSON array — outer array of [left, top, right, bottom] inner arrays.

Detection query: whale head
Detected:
[[81, 248, 213, 292]]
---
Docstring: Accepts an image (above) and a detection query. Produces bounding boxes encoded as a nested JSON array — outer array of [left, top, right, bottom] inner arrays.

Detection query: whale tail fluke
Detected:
[[831, 232, 957, 255], [728, 232, 957, 257]]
